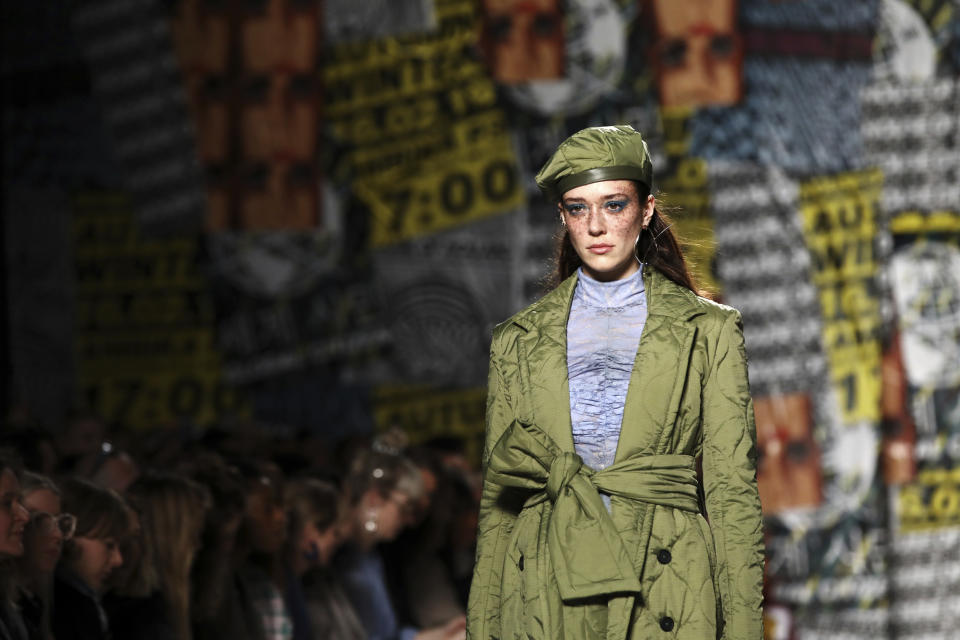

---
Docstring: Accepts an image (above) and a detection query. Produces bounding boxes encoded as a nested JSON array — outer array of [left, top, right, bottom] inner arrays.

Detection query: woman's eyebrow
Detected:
[[563, 193, 630, 203]]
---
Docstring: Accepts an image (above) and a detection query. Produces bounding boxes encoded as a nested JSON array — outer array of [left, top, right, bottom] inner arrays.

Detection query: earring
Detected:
[[363, 508, 378, 533]]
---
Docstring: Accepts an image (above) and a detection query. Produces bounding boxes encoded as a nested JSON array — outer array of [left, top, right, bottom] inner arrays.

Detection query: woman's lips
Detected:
[[588, 244, 614, 254]]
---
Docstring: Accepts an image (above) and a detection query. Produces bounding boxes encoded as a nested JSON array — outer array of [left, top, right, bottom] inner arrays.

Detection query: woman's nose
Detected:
[[111, 547, 123, 568], [587, 209, 606, 235], [14, 502, 29, 525]]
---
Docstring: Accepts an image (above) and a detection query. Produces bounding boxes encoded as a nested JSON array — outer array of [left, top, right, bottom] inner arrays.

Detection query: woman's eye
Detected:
[[605, 200, 627, 212], [564, 204, 586, 215]]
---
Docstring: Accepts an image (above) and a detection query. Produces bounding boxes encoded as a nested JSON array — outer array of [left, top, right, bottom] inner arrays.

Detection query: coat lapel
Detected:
[[615, 266, 704, 461], [511, 273, 579, 453]]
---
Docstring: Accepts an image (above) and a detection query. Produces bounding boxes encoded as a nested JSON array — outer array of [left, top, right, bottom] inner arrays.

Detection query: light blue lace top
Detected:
[[567, 266, 648, 473]]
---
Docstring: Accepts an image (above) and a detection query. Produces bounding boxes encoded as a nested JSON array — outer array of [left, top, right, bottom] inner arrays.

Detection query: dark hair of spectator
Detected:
[[59, 478, 132, 564]]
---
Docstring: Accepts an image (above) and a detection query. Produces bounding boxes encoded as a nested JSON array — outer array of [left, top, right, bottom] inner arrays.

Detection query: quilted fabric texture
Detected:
[[467, 266, 764, 640]]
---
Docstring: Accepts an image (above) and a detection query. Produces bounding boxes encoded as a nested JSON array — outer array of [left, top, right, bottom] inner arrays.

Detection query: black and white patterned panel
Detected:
[[689, 0, 878, 175], [709, 161, 827, 396], [72, 0, 206, 235], [861, 77, 960, 217]]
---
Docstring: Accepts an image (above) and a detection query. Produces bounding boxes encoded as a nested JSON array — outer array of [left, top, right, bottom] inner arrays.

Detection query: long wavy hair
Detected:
[[546, 181, 698, 294], [115, 473, 210, 640]]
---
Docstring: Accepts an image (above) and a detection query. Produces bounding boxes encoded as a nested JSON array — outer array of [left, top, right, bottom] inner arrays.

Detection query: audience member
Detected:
[[0, 408, 481, 640], [0, 430, 57, 478], [335, 447, 465, 640], [52, 478, 132, 640], [283, 478, 343, 640], [188, 456, 264, 640], [235, 460, 290, 640], [104, 473, 211, 640], [383, 446, 464, 630], [0, 452, 30, 640], [15, 472, 74, 640]]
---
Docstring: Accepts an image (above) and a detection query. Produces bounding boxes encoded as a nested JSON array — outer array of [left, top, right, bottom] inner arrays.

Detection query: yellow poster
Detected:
[[325, 0, 523, 246], [374, 385, 487, 464], [800, 170, 884, 424], [898, 466, 960, 532], [74, 192, 247, 427]]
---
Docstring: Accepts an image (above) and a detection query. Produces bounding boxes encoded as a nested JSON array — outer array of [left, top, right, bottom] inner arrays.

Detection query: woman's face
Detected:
[[68, 535, 123, 593], [560, 180, 655, 282], [244, 481, 288, 554], [359, 489, 411, 543], [23, 488, 68, 575], [0, 470, 29, 557]]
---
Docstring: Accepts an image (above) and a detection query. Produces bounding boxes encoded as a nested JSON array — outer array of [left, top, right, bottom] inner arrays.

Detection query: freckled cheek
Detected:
[[609, 215, 642, 238]]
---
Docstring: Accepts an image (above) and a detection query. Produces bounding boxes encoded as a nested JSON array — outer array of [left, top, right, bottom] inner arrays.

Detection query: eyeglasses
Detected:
[[29, 511, 77, 540]]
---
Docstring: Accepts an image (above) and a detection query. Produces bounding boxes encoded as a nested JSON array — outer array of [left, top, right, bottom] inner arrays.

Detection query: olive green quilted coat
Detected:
[[467, 266, 764, 640]]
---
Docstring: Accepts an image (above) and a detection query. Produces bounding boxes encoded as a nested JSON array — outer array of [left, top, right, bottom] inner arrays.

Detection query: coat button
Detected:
[[659, 616, 674, 632], [657, 549, 672, 564], [518, 554, 524, 571]]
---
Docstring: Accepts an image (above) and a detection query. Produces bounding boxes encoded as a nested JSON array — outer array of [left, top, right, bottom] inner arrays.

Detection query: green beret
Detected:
[[535, 125, 653, 201]]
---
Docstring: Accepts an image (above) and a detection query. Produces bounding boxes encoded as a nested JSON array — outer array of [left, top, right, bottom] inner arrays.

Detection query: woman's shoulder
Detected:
[[651, 270, 742, 334], [495, 273, 578, 334], [490, 279, 573, 351]]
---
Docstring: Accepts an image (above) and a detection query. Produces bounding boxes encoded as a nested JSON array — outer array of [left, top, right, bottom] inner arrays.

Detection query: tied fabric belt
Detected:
[[486, 420, 700, 601]]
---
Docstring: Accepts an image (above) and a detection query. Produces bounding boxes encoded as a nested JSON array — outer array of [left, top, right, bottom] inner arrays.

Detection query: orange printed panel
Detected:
[[646, 0, 743, 108], [195, 76, 231, 165], [240, 0, 319, 74], [754, 392, 823, 514], [480, 0, 564, 84], [235, 160, 318, 230], [170, 0, 231, 76], [239, 73, 319, 162], [880, 333, 916, 485]]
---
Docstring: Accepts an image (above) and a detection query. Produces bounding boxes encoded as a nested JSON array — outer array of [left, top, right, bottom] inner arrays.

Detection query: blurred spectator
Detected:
[[283, 478, 343, 640], [104, 473, 211, 640], [235, 460, 289, 640], [0, 452, 30, 640], [187, 456, 264, 640], [0, 428, 57, 478], [335, 447, 465, 640], [55, 412, 107, 478], [53, 478, 132, 640], [285, 478, 341, 577], [16, 472, 74, 640], [89, 447, 140, 495], [383, 446, 464, 629]]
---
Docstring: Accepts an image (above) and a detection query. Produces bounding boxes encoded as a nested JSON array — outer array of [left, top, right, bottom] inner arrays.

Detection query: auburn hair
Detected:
[[547, 181, 698, 294]]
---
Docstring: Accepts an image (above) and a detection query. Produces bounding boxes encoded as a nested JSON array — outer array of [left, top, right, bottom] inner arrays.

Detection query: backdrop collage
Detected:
[[3, 1, 959, 638]]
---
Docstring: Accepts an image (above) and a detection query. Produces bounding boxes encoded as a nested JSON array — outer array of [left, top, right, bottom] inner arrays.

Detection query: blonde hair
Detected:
[[122, 473, 210, 640]]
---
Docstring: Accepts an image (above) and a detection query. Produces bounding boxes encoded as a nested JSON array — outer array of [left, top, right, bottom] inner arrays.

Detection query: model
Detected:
[[467, 125, 764, 639]]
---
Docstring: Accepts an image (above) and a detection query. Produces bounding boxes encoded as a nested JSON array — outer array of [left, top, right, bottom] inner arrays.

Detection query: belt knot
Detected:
[[546, 451, 584, 501]]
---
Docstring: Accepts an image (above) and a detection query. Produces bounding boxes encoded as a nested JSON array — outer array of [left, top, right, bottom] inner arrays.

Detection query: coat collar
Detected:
[[507, 265, 707, 461], [510, 265, 705, 333]]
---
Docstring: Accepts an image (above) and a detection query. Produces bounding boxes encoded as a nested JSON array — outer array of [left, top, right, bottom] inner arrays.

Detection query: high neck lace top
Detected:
[[567, 266, 648, 473]]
